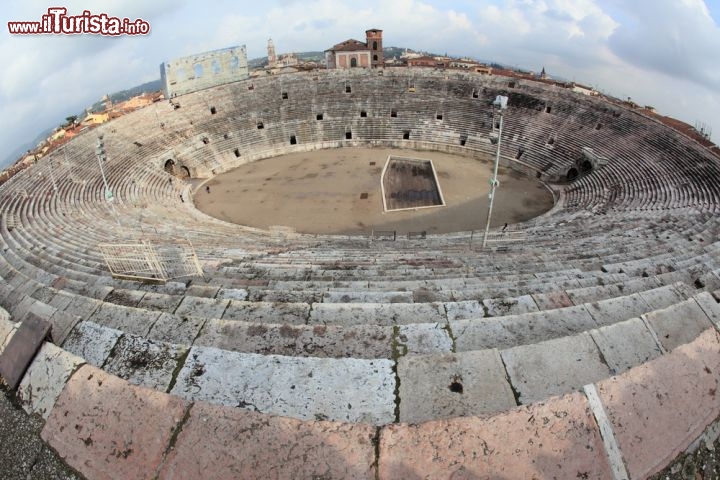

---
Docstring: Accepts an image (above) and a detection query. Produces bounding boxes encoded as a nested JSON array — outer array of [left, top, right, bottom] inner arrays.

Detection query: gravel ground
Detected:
[[0, 387, 83, 480], [651, 423, 720, 480]]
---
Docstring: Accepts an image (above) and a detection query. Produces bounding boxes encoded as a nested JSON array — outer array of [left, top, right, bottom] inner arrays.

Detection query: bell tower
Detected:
[[366, 29, 383, 68], [267, 38, 277, 68]]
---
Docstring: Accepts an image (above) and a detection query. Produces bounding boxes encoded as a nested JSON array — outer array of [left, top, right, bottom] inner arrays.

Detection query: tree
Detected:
[[64, 115, 77, 127]]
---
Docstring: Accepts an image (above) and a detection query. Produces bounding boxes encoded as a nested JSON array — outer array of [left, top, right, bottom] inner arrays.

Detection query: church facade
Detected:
[[325, 29, 383, 69]]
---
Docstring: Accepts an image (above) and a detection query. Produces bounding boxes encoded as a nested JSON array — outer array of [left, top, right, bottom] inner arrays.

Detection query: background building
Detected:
[[325, 29, 383, 69]]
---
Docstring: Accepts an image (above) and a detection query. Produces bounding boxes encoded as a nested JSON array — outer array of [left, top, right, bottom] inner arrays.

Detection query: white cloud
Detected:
[[606, 0, 720, 90]]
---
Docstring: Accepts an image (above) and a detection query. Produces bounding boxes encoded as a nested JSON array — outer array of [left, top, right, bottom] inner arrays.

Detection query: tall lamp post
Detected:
[[95, 136, 112, 201], [47, 157, 58, 193], [95, 135, 121, 227], [482, 95, 508, 249]]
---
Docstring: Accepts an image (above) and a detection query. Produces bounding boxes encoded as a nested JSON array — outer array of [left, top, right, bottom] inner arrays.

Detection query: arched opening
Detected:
[[373, 41, 378, 50], [566, 167, 579, 181], [194, 63, 203, 78], [164, 159, 176, 175], [350, 57, 358, 68], [211, 59, 221, 74], [230, 56, 239, 69], [180, 166, 191, 179], [581, 160, 593, 174]]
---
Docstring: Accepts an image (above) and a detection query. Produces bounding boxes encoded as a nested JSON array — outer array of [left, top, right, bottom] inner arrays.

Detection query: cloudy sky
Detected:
[[1, 0, 719, 167]]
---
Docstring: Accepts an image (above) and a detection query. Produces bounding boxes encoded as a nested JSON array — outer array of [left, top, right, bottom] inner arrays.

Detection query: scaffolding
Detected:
[[98, 240, 203, 283]]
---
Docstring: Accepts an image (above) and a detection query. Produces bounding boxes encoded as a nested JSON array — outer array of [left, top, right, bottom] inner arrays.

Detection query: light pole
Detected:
[[95, 136, 113, 201], [482, 95, 508, 249], [95, 135, 121, 227], [47, 157, 58, 193]]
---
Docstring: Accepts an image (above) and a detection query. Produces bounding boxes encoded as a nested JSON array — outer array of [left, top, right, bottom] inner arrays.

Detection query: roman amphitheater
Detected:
[[1, 67, 720, 479]]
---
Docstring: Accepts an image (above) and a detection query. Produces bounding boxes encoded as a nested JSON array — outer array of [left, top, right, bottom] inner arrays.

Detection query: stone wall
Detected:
[[160, 46, 249, 98]]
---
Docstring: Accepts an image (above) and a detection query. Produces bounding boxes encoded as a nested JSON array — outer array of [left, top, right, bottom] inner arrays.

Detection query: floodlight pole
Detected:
[[95, 137, 112, 200], [48, 157, 58, 193], [482, 98, 507, 249], [95, 136, 121, 227]]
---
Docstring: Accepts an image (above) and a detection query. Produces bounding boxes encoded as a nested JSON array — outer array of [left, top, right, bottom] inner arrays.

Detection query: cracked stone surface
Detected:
[[17, 342, 85, 419], [322, 291, 413, 303], [174, 296, 229, 318], [13, 298, 57, 324], [501, 332, 611, 404], [590, 317, 663, 375], [103, 288, 146, 308], [247, 288, 320, 303], [695, 291, 720, 328], [0, 317, 16, 352], [452, 305, 597, 352], [642, 298, 714, 351], [482, 294, 538, 317], [103, 334, 188, 391], [62, 321, 122, 368], [566, 284, 623, 305], [136, 292, 183, 313], [61, 296, 101, 321], [585, 292, 651, 326], [146, 312, 205, 345], [48, 310, 80, 345], [159, 401, 377, 479], [596, 328, 720, 480], [443, 300, 483, 321], [194, 319, 393, 358], [170, 345, 395, 424], [185, 285, 219, 298], [639, 283, 688, 310], [216, 288, 248, 301], [398, 349, 516, 423], [87, 302, 161, 337], [47, 291, 74, 312], [310, 302, 445, 326], [221, 300, 309, 325], [380, 391, 612, 479], [396, 323, 452, 355], [531, 290, 573, 310], [30, 286, 56, 304], [41, 365, 187, 480]]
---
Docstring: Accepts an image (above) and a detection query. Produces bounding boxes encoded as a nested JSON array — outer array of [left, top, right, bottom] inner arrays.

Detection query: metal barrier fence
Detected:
[[99, 240, 203, 283]]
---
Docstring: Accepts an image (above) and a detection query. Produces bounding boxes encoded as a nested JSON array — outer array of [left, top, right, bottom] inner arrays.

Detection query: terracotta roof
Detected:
[[329, 39, 369, 52]]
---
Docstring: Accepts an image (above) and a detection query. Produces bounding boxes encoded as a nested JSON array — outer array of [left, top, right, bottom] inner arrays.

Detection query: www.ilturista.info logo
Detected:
[[8, 7, 150, 35]]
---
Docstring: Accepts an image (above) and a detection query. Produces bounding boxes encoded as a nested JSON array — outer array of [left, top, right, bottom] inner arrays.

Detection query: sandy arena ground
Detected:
[[193, 148, 554, 235]]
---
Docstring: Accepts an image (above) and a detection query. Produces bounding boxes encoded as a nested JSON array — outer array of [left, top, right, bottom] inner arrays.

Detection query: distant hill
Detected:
[[383, 46, 424, 59], [1, 127, 54, 169]]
